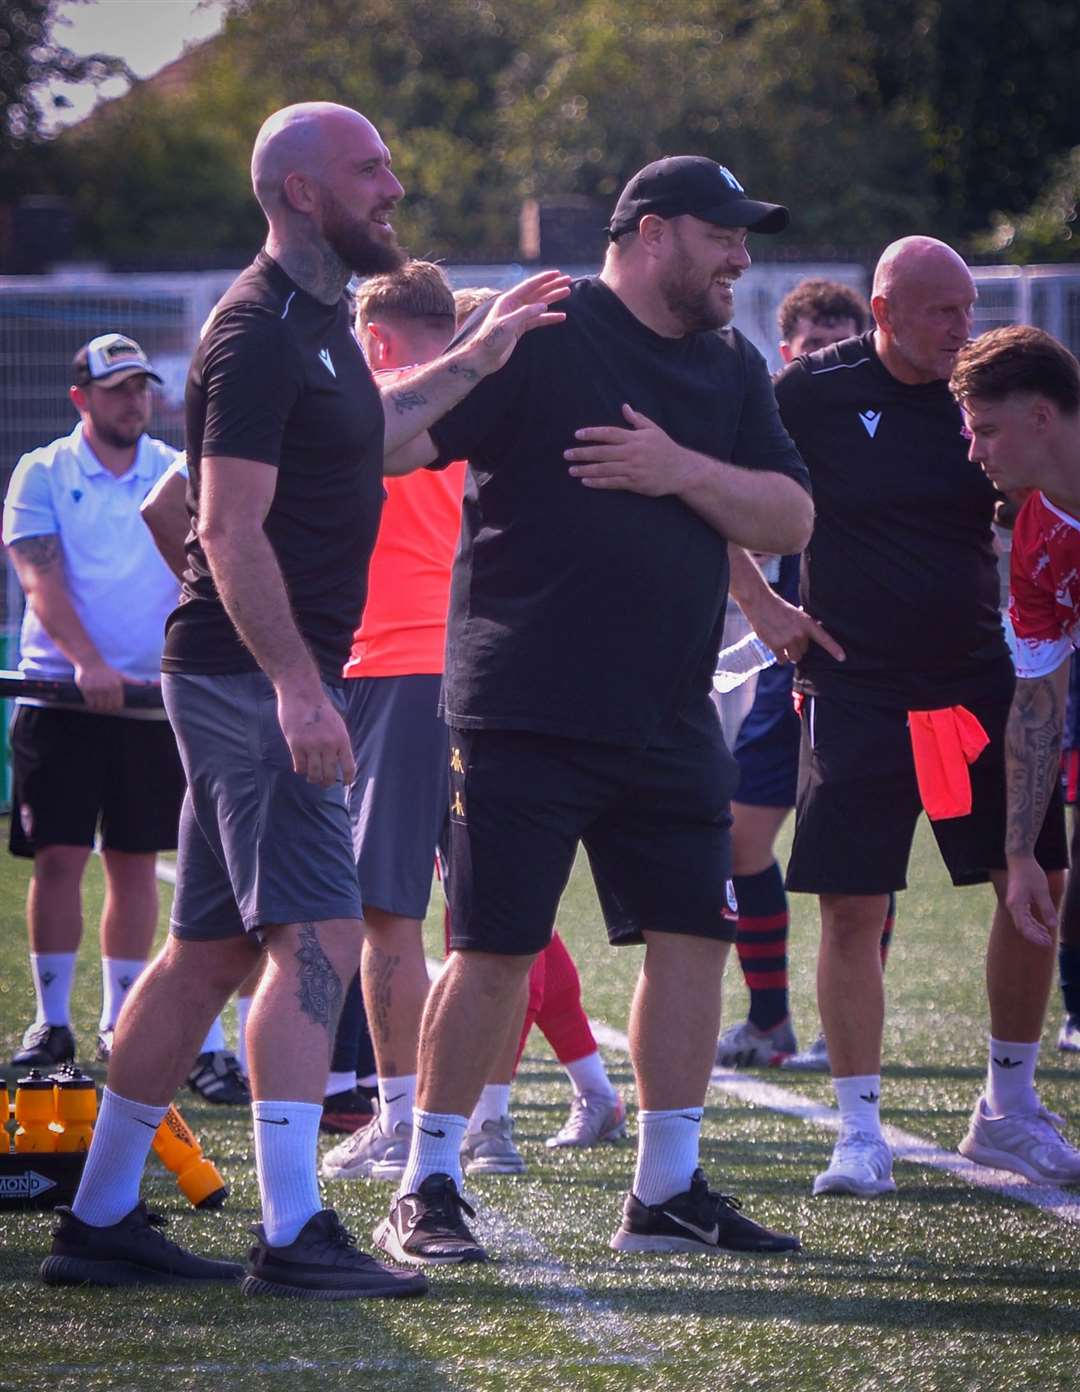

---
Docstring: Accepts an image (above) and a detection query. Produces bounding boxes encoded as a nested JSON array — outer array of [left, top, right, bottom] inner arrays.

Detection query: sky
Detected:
[[45, 0, 228, 129]]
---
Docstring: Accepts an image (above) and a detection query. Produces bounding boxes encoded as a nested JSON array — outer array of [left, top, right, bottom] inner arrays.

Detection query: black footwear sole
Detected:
[[240, 1273, 427, 1300], [40, 1255, 242, 1287]]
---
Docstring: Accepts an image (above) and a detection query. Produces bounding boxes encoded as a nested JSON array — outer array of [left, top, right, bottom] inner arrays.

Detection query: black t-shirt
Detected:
[[774, 330, 1013, 710], [429, 277, 809, 747], [162, 253, 385, 682]]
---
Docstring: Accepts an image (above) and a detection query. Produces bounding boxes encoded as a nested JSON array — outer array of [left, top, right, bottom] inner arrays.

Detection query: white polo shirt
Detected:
[[3, 423, 181, 682]]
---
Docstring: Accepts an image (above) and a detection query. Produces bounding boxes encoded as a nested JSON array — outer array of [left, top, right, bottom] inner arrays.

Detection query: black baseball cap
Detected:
[[72, 333, 163, 388], [608, 156, 789, 239]]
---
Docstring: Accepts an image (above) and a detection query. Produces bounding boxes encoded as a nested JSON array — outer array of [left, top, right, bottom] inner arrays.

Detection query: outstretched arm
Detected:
[[1004, 660, 1070, 945]]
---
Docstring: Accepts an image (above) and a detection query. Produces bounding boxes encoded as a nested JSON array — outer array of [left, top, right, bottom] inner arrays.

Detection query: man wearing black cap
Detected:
[[372, 156, 814, 1266], [3, 333, 187, 1072]]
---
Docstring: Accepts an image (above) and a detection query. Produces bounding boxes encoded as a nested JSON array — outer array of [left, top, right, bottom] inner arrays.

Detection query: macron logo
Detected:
[[318, 348, 336, 378], [858, 409, 882, 439]]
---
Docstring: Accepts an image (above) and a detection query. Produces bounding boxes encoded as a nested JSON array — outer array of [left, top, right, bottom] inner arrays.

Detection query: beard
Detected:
[[321, 187, 405, 277], [659, 241, 732, 335]]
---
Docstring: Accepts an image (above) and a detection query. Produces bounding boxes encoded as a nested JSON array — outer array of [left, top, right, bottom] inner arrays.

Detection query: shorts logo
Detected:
[[723, 879, 739, 919], [451, 790, 465, 820], [19, 803, 33, 839], [450, 747, 465, 774]]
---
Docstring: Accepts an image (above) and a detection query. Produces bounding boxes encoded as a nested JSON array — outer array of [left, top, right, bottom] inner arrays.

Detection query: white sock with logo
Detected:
[[71, 1086, 166, 1227], [30, 951, 76, 1026], [565, 1050, 616, 1100], [986, 1038, 1040, 1116], [633, 1107, 703, 1205], [397, 1109, 467, 1198], [833, 1075, 883, 1136], [99, 957, 146, 1032], [378, 1074, 416, 1134], [324, 1070, 356, 1097], [251, 1099, 323, 1246], [467, 1083, 511, 1132]]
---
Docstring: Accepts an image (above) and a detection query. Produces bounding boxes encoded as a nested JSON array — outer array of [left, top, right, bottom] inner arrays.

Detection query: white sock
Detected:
[[468, 1083, 511, 1132], [378, 1074, 416, 1134], [30, 951, 76, 1026], [199, 1015, 227, 1054], [565, 1050, 616, 1100], [986, 1038, 1040, 1116], [99, 956, 146, 1031], [325, 1070, 356, 1097], [251, 1099, 323, 1246], [358, 1071, 377, 1089], [834, 1075, 883, 1136], [397, 1109, 467, 1197], [71, 1086, 166, 1227], [235, 996, 253, 1074], [633, 1107, 703, 1205]]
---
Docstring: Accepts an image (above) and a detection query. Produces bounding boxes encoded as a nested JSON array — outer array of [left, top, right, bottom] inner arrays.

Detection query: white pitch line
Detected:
[[594, 1020, 1080, 1226]]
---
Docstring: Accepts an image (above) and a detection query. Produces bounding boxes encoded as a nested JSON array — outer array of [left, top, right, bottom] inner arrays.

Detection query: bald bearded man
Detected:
[[40, 101, 567, 1299], [739, 236, 1079, 1198]]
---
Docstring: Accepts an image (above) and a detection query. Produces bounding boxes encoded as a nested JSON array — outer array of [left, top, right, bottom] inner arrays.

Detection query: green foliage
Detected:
[[975, 147, 1080, 265], [6, 0, 1080, 261]]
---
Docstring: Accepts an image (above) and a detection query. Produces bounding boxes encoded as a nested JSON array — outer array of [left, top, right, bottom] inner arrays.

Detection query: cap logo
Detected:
[[717, 166, 745, 193], [99, 336, 142, 366]]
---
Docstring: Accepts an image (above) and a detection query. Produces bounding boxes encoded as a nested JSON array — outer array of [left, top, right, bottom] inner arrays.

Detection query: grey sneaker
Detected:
[[1058, 1015, 1080, 1053], [780, 1033, 831, 1072], [812, 1128, 896, 1197], [715, 1017, 797, 1069], [321, 1118, 411, 1182], [958, 1096, 1080, 1184], [546, 1091, 627, 1148], [461, 1115, 526, 1176]]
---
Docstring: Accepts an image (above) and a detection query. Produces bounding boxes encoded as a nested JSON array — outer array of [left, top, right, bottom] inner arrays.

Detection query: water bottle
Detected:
[[712, 633, 777, 694]]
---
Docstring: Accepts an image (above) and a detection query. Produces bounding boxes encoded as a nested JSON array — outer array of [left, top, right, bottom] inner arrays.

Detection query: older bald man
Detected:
[[40, 101, 567, 1298], [739, 236, 1080, 1197]]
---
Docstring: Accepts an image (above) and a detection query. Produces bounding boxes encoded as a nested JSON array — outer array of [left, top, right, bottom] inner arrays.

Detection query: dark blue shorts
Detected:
[[445, 724, 739, 955], [344, 674, 447, 920], [732, 661, 800, 808]]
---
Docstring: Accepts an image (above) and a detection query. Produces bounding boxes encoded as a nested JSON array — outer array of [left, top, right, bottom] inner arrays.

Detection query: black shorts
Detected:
[[785, 691, 1068, 895], [445, 725, 739, 955], [9, 705, 186, 858]]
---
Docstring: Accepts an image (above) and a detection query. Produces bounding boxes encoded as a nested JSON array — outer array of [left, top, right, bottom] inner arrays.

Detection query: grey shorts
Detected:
[[163, 671, 363, 940], [344, 674, 447, 920]]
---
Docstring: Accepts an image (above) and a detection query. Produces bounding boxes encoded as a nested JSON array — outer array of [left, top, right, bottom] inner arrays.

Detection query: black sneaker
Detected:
[[242, 1209, 427, 1300], [320, 1085, 376, 1135], [187, 1050, 250, 1105], [610, 1168, 801, 1255], [373, 1173, 487, 1266], [40, 1203, 244, 1287], [13, 1021, 76, 1068]]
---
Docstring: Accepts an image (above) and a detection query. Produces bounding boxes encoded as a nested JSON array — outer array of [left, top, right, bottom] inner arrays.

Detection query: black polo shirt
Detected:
[[163, 253, 385, 682], [774, 330, 1013, 710], [429, 277, 809, 748]]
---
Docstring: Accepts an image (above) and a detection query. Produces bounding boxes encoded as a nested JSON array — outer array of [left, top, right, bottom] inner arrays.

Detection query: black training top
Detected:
[[429, 277, 810, 748], [774, 330, 1013, 710], [162, 253, 385, 682]]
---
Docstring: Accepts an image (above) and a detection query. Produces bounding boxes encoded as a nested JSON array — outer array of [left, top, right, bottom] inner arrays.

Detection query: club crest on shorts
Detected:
[[450, 789, 466, 822], [450, 746, 464, 774], [723, 878, 739, 921]]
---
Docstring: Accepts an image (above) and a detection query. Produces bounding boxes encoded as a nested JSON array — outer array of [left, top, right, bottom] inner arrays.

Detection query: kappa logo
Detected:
[[0, 1170, 57, 1201], [858, 409, 883, 439], [318, 348, 336, 378], [859, 1091, 880, 1104], [119, 975, 133, 991], [451, 791, 465, 819], [993, 1056, 1023, 1069], [40, 970, 56, 988], [450, 746, 465, 774], [71, 489, 83, 503]]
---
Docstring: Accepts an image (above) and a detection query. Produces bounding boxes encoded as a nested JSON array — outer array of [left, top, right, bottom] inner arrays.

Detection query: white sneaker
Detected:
[[461, 1115, 526, 1176], [1058, 1015, 1080, 1053], [958, 1096, 1080, 1184], [715, 1017, 797, 1068], [812, 1128, 896, 1197], [320, 1117, 412, 1182], [781, 1033, 831, 1072], [546, 1091, 627, 1148]]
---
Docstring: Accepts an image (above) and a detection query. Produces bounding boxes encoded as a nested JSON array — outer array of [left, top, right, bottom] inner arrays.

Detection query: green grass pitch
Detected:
[[1, 818, 1078, 1392]]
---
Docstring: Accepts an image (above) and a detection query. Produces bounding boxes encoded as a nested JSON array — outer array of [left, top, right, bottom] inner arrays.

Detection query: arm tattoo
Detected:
[[448, 362, 479, 383], [1005, 675, 1063, 856], [12, 534, 60, 571], [293, 923, 344, 1033], [391, 389, 428, 415]]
